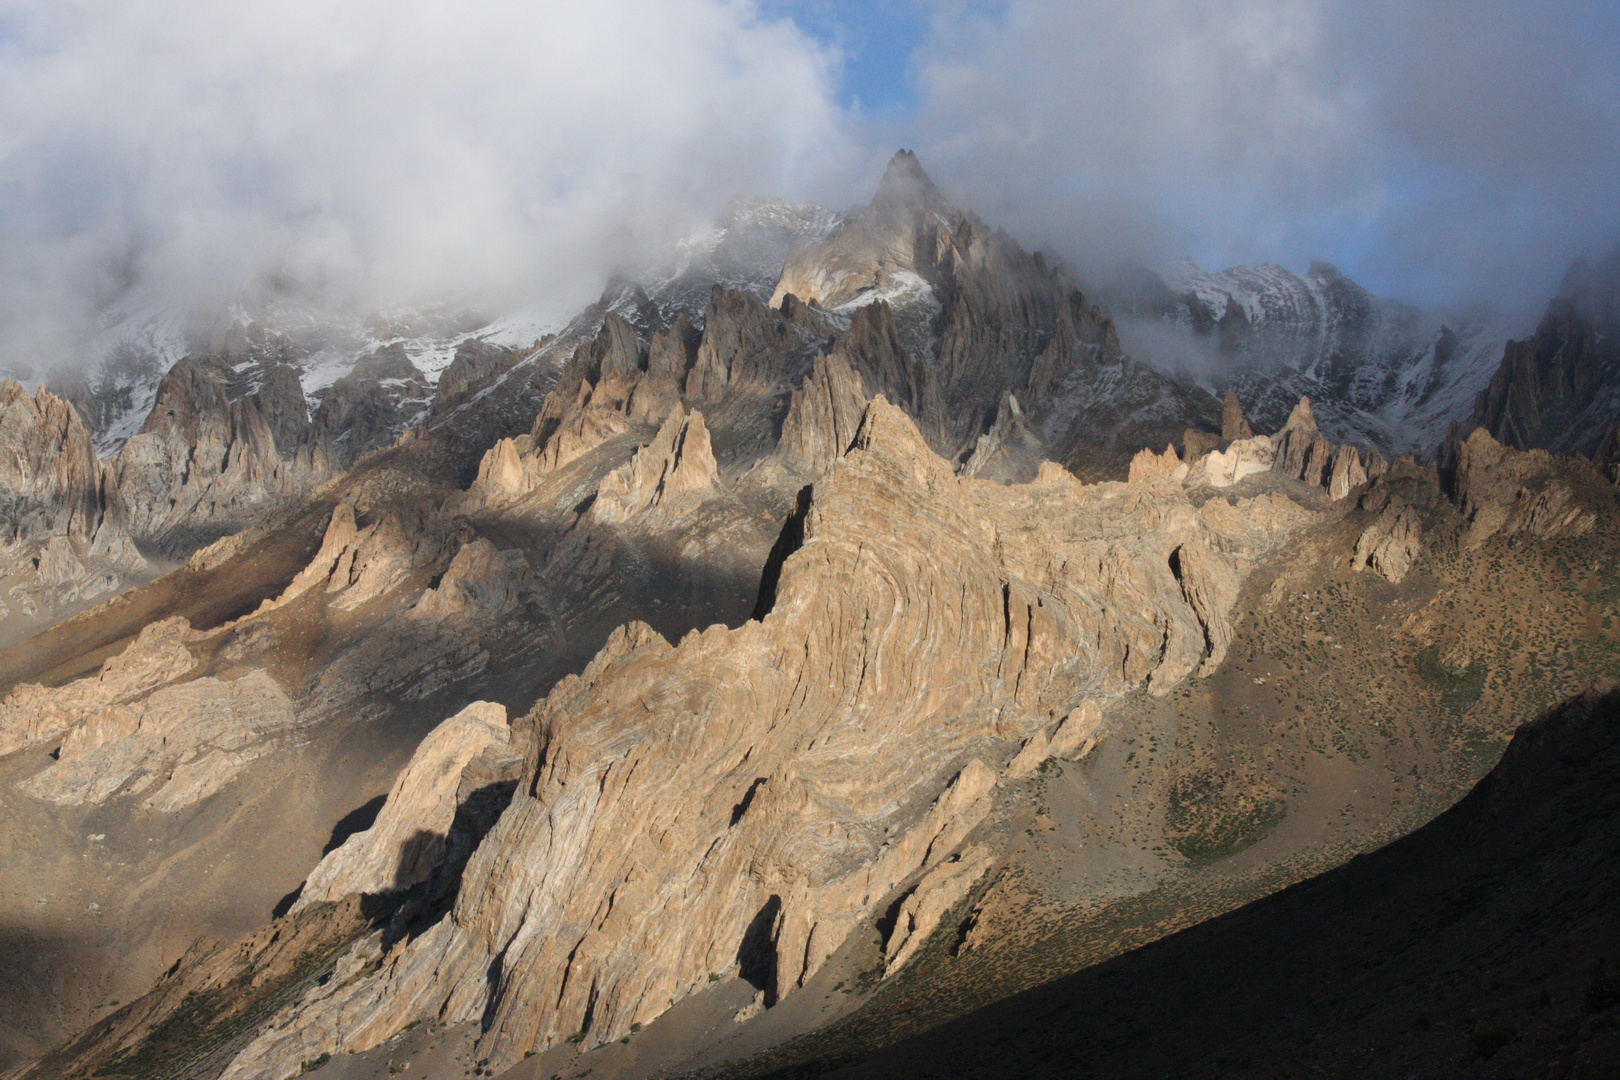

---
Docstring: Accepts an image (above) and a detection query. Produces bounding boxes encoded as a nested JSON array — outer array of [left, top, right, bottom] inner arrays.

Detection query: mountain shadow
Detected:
[[786, 683, 1620, 1080]]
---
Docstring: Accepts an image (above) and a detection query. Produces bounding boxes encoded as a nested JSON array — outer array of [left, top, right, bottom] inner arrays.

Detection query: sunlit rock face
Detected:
[[217, 395, 1315, 1078]]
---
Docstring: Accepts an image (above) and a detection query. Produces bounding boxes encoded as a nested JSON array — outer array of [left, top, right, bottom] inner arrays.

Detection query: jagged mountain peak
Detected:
[[1555, 242, 1620, 320], [870, 149, 946, 217]]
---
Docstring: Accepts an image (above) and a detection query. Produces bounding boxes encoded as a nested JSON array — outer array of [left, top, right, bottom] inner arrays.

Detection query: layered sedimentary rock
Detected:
[[0, 615, 299, 809], [0, 617, 199, 755], [1451, 427, 1602, 550], [1351, 498, 1423, 584], [776, 354, 870, 477], [294, 701, 515, 911], [773, 152, 1218, 469], [0, 381, 148, 628], [588, 406, 719, 526], [108, 356, 329, 557], [218, 397, 1314, 1078], [0, 380, 107, 547], [20, 669, 296, 810]]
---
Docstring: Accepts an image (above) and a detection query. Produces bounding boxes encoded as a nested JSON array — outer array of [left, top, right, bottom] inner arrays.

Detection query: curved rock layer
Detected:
[[219, 397, 1313, 1078]]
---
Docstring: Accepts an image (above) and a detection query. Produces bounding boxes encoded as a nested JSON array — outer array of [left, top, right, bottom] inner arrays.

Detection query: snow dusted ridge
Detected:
[[1115, 259, 1532, 457], [55, 197, 839, 459]]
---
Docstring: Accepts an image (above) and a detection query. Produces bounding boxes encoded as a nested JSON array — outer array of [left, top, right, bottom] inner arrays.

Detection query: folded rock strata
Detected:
[[217, 396, 1315, 1079], [20, 669, 297, 810], [293, 701, 514, 911], [0, 616, 200, 755]]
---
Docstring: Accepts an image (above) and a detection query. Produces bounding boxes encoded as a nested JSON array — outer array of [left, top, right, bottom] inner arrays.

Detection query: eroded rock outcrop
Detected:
[[109, 357, 329, 557], [1352, 497, 1423, 584], [0, 381, 149, 627], [776, 353, 870, 477], [21, 669, 297, 810], [0, 616, 199, 755], [293, 702, 515, 911], [587, 406, 719, 526], [0, 613, 301, 810], [1471, 246, 1620, 455], [1452, 427, 1602, 550], [216, 397, 1314, 1078]]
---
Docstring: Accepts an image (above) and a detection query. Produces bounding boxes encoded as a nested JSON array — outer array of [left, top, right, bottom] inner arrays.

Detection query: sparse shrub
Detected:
[[300, 1053, 332, 1073], [1416, 646, 1488, 714]]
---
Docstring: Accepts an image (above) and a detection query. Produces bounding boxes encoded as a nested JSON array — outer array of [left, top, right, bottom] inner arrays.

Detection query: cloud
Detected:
[[0, 0, 863, 369], [906, 0, 1620, 306], [3, 0, 1615, 377]]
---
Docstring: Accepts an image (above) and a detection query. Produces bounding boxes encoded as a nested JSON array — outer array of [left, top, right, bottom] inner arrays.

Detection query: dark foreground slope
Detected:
[[787, 683, 1620, 1080]]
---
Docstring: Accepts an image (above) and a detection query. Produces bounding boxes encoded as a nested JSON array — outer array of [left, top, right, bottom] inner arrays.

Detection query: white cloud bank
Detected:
[[908, 0, 1620, 306], [0, 0, 864, 368], [2, 0, 1616, 374]]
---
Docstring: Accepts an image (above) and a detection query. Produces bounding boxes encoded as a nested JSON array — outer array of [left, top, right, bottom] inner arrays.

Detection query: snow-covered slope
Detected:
[[51, 197, 839, 460], [1112, 259, 1531, 456]]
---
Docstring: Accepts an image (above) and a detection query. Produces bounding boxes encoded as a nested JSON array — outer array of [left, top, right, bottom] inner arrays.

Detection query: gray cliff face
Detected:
[[0, 381, 148, 637], [1468, 246, 1620, 457], [773, 151, 1221, 477], [108, 355, 332, 558], [1110, 259, 1527, 457]]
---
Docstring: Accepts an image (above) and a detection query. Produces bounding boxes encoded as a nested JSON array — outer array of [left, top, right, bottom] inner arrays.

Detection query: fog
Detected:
[[908, 0, 1620, 309], [0, 0, 870, 370], [1, 0, 1616, 374]]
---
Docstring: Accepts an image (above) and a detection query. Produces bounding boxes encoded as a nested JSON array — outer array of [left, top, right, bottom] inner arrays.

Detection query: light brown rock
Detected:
[[1048, 701, 1105, 760], [884, 843, 996, 974], [0, 617, 198, 755], [1327, 444, 1369, 501], [588, 406, 719, 526], [1454, 427, 1600, 549], [1352, 500, 1423, 584], [18, 669, 296, 809], [1128, 444, 1188, 485], [1187, 435, 1274, 488], [1221, 390, 1254, 441], [293, 702, 510, 911], [217, 397, 1316, 1079]]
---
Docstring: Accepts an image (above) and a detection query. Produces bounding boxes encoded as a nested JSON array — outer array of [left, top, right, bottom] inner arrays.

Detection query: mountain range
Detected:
[[0, 152, 1617, 1080]]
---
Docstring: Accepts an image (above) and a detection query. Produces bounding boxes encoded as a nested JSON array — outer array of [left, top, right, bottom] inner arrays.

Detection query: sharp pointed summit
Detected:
[[870, 149, 946, 216]]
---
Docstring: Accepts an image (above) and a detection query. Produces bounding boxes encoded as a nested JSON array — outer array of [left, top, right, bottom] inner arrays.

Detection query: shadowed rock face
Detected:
[[16, 151, 1617, 1080], [109, 355, 331, 557], [293, 701, 516, 911], [1471, 245, 1620, 456], [0, 381, 148, 633], [809, 684, 1620, 1080], [1108, 258, 1528, 457]]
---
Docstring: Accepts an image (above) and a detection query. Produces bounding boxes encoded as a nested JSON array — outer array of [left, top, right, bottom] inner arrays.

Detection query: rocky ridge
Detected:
[[215, 394, 1319, 1078], [1108, 258, 1528, 457], [3, 152, 1615, 1080], [1468, 245, 1620, 456]]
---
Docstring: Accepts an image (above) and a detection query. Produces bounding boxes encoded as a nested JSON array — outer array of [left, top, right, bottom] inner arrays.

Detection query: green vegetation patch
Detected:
[[1416, 646, 1488, 715], [1164, 771, 1287, 868]]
